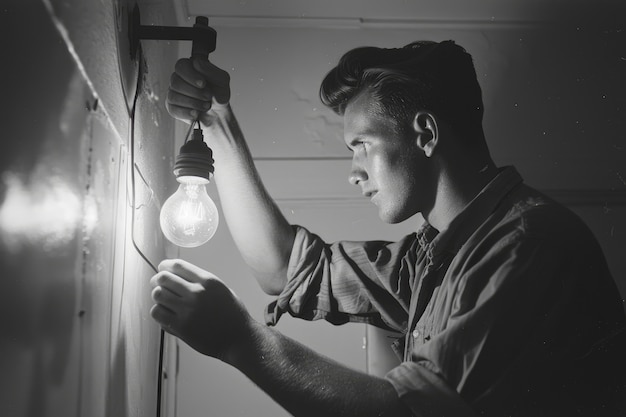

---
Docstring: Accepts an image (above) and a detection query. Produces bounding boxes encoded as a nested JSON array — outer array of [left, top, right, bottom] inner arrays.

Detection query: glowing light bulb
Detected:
[[160, 127, 218, 247], [160, 176, 219, 247]]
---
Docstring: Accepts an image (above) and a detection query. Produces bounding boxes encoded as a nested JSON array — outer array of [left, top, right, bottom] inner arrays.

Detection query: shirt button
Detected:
[[412, 329, 420, 338]]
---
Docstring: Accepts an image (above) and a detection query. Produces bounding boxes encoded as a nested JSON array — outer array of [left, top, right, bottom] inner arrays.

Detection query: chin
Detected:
[[378, 209, 411, 224], [378, 205, 420, 224]]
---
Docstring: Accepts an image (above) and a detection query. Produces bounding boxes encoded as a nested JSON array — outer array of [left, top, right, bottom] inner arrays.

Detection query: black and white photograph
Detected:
[[1, 1, 625, 416]]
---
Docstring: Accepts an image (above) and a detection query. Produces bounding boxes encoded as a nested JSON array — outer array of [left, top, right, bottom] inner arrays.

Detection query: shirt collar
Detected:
[[416, 166, 524, 265]]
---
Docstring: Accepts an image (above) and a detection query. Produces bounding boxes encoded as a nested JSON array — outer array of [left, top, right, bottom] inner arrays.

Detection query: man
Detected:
[[150, 40, 626, 416]]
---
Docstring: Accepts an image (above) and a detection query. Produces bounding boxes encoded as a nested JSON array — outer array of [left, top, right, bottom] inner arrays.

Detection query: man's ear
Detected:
[[412, 111, 438, 157]]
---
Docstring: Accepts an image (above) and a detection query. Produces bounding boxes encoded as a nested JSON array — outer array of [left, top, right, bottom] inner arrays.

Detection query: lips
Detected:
[[363, 190, 377, 199]]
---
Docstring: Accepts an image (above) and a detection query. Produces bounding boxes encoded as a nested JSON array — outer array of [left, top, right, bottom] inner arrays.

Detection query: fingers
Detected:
[[158, 258, 215, 285], [150, 302, 174, 324], [149, 303, 179, 336], [174, 58, 207, 90], [167, 58, 231, 123], [168, 73, 213, 103], [167, 68, 212, 121], [151, 284, 183, 309], [151, 270, 192, 295], [150, 270, 193, 336], [192, 60, 231, 104], [165, 101, 200, 122]]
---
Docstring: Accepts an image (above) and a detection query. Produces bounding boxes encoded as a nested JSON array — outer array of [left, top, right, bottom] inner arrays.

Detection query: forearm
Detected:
[[226, 320, 411, 417], [203, 105, 294, 294]]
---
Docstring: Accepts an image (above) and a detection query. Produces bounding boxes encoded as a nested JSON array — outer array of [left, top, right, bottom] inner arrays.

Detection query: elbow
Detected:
[[254, 270, 287, 296], [260, 283, 283, 296]]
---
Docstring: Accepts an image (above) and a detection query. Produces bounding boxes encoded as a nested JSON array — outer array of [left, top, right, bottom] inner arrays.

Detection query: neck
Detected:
[[423, 158, 498, 231]]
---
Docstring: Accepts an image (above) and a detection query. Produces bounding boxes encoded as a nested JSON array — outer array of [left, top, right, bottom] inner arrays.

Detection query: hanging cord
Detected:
[[183, 117, 202, 144], [128, 53, 167, 417], [183, 118, 195, 143]]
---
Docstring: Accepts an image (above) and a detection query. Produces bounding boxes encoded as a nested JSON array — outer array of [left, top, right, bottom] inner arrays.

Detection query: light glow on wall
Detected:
[[0, 173, 96, 252]]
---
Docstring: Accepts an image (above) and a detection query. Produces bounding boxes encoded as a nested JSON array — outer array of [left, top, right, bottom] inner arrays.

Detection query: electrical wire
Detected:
[[127, 47, 167, 417], [183, 118, 196, 143], [125, 39, 202, 417], [127, 53, 201, 417]]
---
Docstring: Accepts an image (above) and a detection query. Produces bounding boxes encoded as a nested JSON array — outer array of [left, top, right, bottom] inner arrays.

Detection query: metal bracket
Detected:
[[115, 0, 217, 108], [129, 4, 217, 61]]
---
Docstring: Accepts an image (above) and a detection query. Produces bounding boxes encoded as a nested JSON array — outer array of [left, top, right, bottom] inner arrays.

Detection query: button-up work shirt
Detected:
[[265, 167, 626, 416]]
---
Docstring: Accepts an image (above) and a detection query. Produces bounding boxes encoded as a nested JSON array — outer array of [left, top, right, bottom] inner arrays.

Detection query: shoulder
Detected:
[[505, 185, 592, 240], [470, 184, 598, 254]]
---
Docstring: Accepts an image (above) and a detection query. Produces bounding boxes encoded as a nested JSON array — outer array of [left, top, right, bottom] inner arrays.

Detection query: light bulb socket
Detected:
[[173, 128, 214, 180]]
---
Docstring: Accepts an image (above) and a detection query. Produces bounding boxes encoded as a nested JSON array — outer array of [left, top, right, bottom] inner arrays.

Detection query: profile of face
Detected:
[[344, 91, 431, 224]]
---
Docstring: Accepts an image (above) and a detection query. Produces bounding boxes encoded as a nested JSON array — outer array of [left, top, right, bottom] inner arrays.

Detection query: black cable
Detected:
[[183, 118, 196, 144], [128, 46, 167, 417]]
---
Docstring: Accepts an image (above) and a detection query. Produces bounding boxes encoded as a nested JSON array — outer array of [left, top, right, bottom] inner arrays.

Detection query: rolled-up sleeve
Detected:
[[265, 225, 420, 331]]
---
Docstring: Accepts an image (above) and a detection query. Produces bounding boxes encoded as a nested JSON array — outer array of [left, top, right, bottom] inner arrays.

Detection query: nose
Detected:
[[348, 160, 367, 186]]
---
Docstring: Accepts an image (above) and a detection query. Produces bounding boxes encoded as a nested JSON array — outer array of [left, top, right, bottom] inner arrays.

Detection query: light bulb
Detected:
[[160, 127, 218, 248], [160, 176, 219, 248]]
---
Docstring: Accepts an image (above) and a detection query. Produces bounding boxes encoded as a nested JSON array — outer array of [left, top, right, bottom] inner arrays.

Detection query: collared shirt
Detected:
[[265, 167, 626, 416]]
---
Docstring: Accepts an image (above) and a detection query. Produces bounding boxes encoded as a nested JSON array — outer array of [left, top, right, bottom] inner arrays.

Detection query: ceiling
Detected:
[[174, 0, 623, 27], [157, 0, 626, 194]]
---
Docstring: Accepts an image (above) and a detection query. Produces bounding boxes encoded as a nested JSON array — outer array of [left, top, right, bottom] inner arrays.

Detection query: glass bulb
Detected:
[[160, 176, 219, 248]]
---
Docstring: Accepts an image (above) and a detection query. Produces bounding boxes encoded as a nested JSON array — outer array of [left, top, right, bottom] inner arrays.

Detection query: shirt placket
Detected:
[[404, 249, 454, 360], [404, 253, 438, 359]]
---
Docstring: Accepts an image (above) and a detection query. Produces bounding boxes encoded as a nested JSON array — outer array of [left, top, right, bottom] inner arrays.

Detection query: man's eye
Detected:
[[347, 140, 366, 152]]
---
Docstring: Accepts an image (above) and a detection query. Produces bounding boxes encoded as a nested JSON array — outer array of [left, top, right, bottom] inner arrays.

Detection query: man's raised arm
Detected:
[[166, 57, 294, 295]]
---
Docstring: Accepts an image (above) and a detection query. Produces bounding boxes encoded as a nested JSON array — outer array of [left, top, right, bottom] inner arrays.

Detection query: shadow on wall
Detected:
[[481, 1, 626, 302], [482, 2, 625, 190]]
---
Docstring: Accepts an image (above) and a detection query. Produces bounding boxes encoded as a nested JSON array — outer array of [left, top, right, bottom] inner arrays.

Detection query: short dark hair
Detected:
[[319, 40, 485, 139]]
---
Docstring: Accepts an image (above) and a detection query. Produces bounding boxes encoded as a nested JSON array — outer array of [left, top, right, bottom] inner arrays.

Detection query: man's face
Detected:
[[343, 92, 429, 224]]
